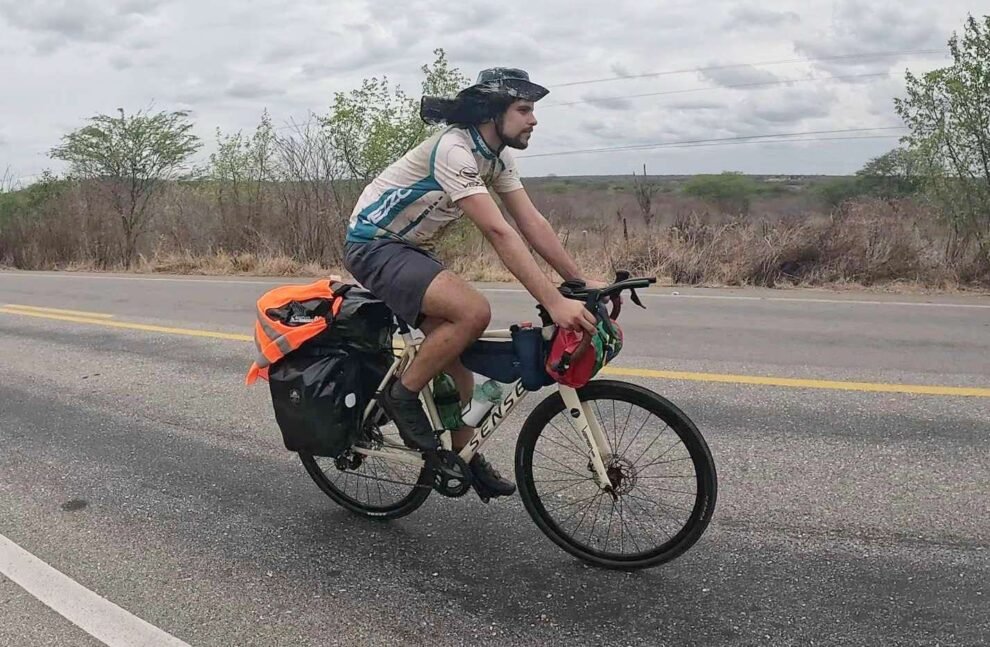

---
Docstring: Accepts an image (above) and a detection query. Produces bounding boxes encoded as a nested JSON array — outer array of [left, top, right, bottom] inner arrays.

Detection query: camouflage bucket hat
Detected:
[[458, 67, 550, 102]]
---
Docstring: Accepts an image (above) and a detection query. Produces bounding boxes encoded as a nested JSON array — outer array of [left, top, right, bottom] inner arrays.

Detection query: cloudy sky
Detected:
[[1, 0, 984, 185]]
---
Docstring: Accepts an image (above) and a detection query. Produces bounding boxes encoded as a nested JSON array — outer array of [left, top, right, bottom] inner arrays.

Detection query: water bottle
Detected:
[[431, 372, 464, 430], [461, 378, 504, 427]]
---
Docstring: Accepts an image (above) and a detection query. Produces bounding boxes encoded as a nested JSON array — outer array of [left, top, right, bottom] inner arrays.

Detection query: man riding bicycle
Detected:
[[343, 68, 609, 499]]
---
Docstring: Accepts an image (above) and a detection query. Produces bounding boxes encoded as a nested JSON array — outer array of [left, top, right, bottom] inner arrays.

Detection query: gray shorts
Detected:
[[343, 239, 444, 329]]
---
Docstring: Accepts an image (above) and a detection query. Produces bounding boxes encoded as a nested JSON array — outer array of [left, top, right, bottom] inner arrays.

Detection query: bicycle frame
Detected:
[[350, 325, 616, 491]]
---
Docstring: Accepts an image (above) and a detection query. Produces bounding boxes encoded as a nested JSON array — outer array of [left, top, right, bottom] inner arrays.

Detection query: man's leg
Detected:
[[418, 317, 477, 452], [408, 276, 515, 497], [380, 270, 489, 452], [399, 271, 491, 392]]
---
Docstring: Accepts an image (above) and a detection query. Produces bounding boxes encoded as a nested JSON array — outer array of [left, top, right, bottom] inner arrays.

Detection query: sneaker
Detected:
[[378, 385, 439, 452], [469, 453, 516, 497]]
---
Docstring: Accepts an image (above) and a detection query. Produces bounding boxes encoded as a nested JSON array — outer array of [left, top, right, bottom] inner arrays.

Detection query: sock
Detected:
[[391, 379, 420, 400]]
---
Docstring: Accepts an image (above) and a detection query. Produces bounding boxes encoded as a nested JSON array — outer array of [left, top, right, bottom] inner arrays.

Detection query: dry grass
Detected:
[[429, 198, 989, 291], [1, 180, 987, 291]]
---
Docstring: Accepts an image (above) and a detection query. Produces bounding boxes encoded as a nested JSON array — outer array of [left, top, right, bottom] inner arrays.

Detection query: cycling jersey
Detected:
[[345, 125, 524, 249]]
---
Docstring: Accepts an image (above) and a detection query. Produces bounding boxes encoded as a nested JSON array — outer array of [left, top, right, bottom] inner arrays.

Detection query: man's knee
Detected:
[[465, 299, 491, 337]]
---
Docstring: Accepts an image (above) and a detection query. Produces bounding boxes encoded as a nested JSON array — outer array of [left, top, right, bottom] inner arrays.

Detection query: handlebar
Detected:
[[541, 271, 655, 375], [535, 270, 657, 329]]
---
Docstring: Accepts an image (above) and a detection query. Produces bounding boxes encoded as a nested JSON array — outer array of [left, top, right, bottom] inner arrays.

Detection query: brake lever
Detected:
[[630, 288, 645, 309]]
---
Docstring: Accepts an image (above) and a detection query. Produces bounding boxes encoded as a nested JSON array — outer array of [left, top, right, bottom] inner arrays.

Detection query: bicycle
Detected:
[[298, 274, 718, 570]]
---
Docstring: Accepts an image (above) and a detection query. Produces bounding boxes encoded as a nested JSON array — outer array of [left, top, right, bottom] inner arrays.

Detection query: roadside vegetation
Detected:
[[2, 17, 989, 290]]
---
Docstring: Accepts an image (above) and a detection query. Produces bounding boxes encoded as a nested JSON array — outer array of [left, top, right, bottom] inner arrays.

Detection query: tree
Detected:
[[855, 147, 922, 199], [632, 163, 659, 226], [50, 107, 201, 266], [208, 110, 279, 249], [682, 172, 760, 215], [895, 14, 990, 262], [1, 167, 15, 194], [322, 48, 469, 183]]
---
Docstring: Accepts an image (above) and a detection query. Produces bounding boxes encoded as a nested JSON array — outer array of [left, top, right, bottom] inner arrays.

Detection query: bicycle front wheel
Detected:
[[515, 380, 717, 570]]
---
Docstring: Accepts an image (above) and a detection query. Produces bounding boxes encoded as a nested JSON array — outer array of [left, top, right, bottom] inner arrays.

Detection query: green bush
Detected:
[[682, 172, 762, 214], [813, 177, 870, 208]]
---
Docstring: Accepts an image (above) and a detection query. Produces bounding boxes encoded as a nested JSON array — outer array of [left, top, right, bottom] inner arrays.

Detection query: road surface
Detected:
[[1, 271, 987, 646]]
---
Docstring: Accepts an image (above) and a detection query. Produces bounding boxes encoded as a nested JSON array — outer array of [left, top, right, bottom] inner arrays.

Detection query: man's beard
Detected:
[[496, 115, 531, 149], [502, 133, 530, 149]]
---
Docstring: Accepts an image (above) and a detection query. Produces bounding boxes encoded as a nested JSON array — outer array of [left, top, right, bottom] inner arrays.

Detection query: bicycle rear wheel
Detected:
[[515, 380, 717, 570], [301, 412, 432, 520]]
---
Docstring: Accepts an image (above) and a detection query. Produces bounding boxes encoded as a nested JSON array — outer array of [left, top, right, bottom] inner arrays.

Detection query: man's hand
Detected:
[[547, 296, 598, 334], [581, 278, 622, 305], [582, 278, 609, 290]]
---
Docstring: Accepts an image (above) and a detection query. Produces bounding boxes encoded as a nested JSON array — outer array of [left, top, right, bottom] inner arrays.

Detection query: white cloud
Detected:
[[0, 0, 970, 179], [699, 64, 782, 87], [795, 1, 945, 74], [726, 5, 801, 30], [0, 0, 163, 50]]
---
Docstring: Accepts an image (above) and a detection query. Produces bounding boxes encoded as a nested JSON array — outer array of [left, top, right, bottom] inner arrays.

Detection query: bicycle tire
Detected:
[[300, 452, 432, 519], [515, 380, 717, 570]]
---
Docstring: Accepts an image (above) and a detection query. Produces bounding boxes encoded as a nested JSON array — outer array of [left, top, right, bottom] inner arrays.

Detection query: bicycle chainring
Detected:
[[429, 449, 472, 498]]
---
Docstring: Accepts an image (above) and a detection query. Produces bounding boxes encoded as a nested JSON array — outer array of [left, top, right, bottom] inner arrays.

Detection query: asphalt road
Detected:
[[1, 271, 988, 647]]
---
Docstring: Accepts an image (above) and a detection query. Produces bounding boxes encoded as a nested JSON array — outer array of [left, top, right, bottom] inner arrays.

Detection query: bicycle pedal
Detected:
[[470, 479, 504, 504]]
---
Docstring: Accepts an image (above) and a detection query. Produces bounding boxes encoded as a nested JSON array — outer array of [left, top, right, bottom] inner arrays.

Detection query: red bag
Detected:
[[545, 317, 623, 388]]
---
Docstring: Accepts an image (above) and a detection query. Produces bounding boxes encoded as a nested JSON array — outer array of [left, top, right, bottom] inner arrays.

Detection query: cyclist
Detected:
[[343, 68, 608, 499]]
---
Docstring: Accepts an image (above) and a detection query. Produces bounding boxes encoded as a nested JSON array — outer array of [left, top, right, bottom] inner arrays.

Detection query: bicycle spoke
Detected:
[[533, 447, 590, 480], [533, 463, 593, 480], [625, 491, 694, 515], [586, 490, 607, 547], [539, 426, 591, 461], [547, 419, 591, 459], [624, 493, 671, 547], [637, 454, 693, 471], [611, 399, 618, 455], [546, 491, 604, 516], [541, 478, 595, 499], [553, 495, 603, 531], [637, 486, 696, 497], [617, 411, 654, 459], [627, 414, 670, 466], [603, 499, 616, 553], [571, 491, 604, 536], [617, 498, 643, 553], [615, 401, 635, 457], [534, 476, 592, 484], [623, 492, 674, 543], [593, 399, 615, 455]]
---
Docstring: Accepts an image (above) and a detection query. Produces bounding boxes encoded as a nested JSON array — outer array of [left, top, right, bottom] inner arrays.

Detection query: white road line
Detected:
[[479, 288, 990, 309], [0, 533, 191, 647], [2, 272, 988, 308]]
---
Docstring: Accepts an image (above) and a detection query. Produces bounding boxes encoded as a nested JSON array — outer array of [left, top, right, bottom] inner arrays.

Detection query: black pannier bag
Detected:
[[264, 285, 396, 457]]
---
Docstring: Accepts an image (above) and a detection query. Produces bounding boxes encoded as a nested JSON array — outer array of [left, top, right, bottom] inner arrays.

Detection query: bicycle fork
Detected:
[[558, 386, 616, 497]]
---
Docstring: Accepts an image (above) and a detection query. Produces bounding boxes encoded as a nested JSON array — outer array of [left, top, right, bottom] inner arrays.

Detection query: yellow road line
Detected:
[[599, 367, 990, 398], [0, 308, 253, 342], [4, 304, 116, 319], [1, 306, 987, 398]]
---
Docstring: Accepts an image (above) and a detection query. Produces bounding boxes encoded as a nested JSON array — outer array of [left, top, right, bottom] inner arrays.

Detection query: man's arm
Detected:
[[499, 188, 584, 282], [458, 192, 597, 332]]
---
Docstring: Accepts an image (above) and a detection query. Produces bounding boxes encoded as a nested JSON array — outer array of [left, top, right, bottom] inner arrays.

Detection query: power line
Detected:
[[518, 126, 907, 159], [551, 48, 946, 88], [660, 134, 903, 150], [543, 71, 893, 108]]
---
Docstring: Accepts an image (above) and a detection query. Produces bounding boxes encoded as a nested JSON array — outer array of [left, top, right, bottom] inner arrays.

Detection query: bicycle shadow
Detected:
[[305, 496, 720, 637]]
